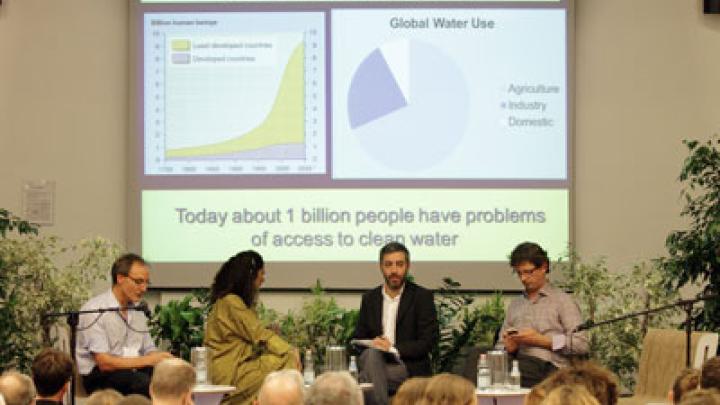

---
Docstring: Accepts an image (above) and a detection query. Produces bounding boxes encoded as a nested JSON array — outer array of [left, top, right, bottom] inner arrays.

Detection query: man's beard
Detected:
[[385, 275, 406, 290]]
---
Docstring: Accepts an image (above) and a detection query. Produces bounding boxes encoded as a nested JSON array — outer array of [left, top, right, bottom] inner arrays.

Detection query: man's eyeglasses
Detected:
[[513, 267, 540, 277], [126, 276, 151, 287]]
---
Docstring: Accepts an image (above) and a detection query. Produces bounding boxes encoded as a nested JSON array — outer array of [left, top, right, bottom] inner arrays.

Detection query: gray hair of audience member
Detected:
[[85, 389, 124, 405], [0, 371, 36, 405], [678, 388, 720, 405], [257, 369, 305, 405], [150, 358, 196, 400], [117, 394, 152, 405], [701, 357, 720, 391], [540, 385, 601, 405], [305, 371, 363, 405]]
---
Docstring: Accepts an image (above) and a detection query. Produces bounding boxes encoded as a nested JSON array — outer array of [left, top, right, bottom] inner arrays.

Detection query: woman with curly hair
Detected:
[[204, 250, 300, 405]]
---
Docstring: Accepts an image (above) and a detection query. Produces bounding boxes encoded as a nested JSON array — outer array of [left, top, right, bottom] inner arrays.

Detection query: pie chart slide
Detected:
[[347, 39, 469, 172]]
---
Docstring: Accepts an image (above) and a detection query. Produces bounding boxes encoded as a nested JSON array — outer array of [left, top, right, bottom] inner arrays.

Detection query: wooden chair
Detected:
[[618, 328, 718, 405]]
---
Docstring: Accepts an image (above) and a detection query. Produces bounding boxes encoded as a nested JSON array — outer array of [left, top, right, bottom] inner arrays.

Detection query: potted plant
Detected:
[[661, 136, 720, 331], [149, 289, 209, 361], [0, 209, 119, 371], [555, 253, 680, 390]]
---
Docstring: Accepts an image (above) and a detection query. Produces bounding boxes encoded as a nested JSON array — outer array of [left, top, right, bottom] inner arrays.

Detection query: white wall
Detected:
[[574, 0, 720, 272], [1, 0, 719, 310], [0, 0, 128, 246]]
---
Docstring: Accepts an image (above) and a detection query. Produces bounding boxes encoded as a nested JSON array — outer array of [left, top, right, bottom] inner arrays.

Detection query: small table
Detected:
[[476, 388, 530, 405], [192, 384, 236, 405]]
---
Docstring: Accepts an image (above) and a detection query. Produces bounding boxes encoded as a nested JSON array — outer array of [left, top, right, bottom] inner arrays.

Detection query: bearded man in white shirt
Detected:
[[351, 242, 438, 405]]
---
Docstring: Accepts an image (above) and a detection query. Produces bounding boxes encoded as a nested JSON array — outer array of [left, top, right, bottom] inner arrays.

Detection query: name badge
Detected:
[[122, 347, 140, 357]]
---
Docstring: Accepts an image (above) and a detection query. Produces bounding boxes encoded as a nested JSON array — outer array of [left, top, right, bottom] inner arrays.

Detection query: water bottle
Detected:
[[303, 349, 315, 385], [509, 359, 521, 389], [476, 353, 491, 390], [348, 355, 359, 381]]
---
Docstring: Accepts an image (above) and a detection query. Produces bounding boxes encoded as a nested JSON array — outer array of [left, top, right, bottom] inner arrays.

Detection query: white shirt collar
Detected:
[[382, 283, 405, 301]]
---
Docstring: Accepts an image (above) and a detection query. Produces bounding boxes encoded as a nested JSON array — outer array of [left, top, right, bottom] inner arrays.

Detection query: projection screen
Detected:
[[128, 0, 574, 290]]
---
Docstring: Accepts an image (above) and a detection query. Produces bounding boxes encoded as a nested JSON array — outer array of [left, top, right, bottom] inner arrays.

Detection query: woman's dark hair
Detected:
[[209, 250, 264, 307]]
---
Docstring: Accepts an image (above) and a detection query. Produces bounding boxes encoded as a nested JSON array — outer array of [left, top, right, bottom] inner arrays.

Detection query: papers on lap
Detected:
[[350, 339, 401, 362]]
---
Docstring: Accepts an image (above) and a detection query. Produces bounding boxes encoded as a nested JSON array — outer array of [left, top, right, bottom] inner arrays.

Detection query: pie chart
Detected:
[[347, 39, 469, 171]]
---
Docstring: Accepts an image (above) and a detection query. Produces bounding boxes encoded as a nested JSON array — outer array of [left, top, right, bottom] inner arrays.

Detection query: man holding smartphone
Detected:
[[499, 242, 588, 387]]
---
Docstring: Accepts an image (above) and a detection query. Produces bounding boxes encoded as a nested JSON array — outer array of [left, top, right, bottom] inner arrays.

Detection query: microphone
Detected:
[[129, 301, 152, 318], [574, 319, 594, 332]]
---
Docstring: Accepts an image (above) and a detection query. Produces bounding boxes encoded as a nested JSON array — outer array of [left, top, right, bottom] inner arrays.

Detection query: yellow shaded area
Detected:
[[171, 39, 191, 51], [166, 43, 305, 158]]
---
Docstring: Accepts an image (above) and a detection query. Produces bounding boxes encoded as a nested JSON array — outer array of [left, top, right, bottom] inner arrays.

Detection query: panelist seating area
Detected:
[[618, 328, 719, 405]]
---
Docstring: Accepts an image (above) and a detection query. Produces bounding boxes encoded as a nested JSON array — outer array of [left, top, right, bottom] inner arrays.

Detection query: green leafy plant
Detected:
[[149, 289, 209, 361], [259, 281, 359, 369], [432, 278, 474, 373], [555, 253, 680, 390], [661, 136, 720, 331], [0, 209, 38, 238], [467, 292, 506, 349], [431, 278, 505, 374], [0, 210, 119, 372]]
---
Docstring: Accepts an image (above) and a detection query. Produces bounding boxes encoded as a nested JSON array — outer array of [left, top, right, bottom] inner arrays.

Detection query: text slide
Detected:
[[142, 189, 569, 262]]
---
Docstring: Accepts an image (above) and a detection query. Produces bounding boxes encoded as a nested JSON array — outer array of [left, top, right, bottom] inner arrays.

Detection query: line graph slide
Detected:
[[165, 42, 305, 159], [144, 12, 325, 176]]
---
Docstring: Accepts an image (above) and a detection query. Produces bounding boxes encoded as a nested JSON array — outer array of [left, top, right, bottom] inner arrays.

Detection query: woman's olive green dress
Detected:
[[204, 294, 294, 405]]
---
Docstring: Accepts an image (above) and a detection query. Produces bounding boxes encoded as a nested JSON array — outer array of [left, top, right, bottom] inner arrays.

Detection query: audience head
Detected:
[[31, 348, 74, 399], [149, 358, 196, 405], [391, 377, 430, 405], [701, 356, 720, 391], [117, 394, 152, 405], [678, 388, 720, 405], [0, 371, 36, 405], [540, 385, 600, 405], [420, 373, 476, 405], [305, 371, 363, 405], [210, 250, 264, 307], [256, 369, 304, 405], [528, 361, 618, 405], [85, 389, 123, 405], [671, 368, 701, 404], [526, 386, 547, 405]]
